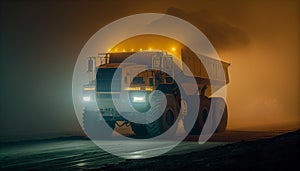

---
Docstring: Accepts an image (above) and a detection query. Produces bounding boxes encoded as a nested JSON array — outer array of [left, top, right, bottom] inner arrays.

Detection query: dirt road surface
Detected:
[[1, 130, 293, 170]]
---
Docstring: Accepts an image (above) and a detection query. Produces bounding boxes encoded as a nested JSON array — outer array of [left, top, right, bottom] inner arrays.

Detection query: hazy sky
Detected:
[[0, 0, 299, 138]]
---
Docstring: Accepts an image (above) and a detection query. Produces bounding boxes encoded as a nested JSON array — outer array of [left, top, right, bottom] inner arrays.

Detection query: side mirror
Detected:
[[88, 58, 93, 72]]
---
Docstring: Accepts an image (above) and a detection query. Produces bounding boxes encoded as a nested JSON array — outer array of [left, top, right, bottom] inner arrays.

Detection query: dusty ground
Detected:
[[0, 130, 298, 170], [102, 130, 300, 171]]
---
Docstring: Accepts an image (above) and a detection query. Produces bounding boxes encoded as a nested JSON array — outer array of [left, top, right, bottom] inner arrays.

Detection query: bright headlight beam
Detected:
[[133, 96, 145, 102], [83, 96, 91, 102]]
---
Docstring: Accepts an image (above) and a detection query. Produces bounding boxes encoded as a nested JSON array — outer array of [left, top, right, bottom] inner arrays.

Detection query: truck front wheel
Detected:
[[146, 94, 179, 138], [131, 124, 148, 137]]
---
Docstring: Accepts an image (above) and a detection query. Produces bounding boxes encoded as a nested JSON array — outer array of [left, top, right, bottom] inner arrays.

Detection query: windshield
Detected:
[[131, 77, 145, 85]]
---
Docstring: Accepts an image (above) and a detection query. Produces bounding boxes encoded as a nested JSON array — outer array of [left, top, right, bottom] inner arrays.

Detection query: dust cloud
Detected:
[[1, 1, 298, 139], [163, 2, 299, 130], [166, 7, 250, 52]]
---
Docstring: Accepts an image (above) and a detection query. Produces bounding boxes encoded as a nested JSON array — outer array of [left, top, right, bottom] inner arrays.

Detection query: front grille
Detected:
[[97, 93, 120, 98], [96, 68, 121, 92]]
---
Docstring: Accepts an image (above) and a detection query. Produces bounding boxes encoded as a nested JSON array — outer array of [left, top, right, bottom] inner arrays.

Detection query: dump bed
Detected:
[[181, 49, 230, 84], [101, 50, 230, 85]]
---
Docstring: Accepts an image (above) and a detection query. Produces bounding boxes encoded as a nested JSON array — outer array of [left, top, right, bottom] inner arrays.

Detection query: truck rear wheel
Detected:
[[183, 96, 210, 135], [212, 97, 228, 133], [146, 94, 179, 138], [183, 96, 228, 135], [83, 110, 115, 139]]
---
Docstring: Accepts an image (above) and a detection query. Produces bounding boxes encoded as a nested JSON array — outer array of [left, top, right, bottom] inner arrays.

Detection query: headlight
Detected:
[[130, 93, 150, 112], [132, 96, 146, 103], [83, 96, 91, 102]]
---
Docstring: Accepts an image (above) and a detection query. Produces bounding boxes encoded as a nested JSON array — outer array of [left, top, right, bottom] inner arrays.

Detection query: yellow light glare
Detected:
[[149, 48, 152, 51], [145, 87, 153, 91], [126, 87, 141, 91], [131, 48, 134, 52], [123, 49, 126, 52], [172, 47, 176, 51], [140, 48, 142, 51], [108, 49, 111, 52], [83, 87, 95, 91]]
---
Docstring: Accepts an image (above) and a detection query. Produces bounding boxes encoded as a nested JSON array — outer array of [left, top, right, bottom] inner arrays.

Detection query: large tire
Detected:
[[83, 110, 115, 139], [183, 96, 228, 135], [212, 97, 228, 133], [131, 124, 148, 137], [183, 96, 210, 135], [146, 94, 179, 138]]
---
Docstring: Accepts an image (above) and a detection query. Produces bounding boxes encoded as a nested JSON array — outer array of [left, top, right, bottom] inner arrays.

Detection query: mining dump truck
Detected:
[[82, 49, 230, 138]]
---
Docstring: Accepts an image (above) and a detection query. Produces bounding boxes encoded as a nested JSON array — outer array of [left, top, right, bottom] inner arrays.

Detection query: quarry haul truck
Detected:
[[82, 49, 230, 138]]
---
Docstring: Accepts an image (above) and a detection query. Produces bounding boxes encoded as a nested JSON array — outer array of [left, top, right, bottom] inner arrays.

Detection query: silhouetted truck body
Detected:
[[82, 49, 230, 137]]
